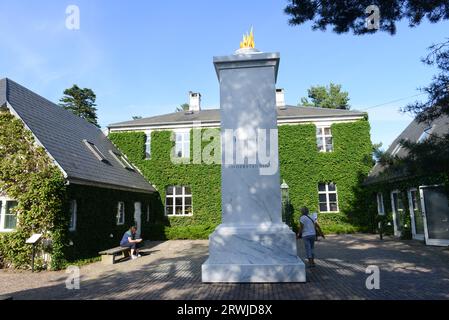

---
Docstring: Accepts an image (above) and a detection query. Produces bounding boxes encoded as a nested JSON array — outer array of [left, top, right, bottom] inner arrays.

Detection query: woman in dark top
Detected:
[[120, 226, 143, 259]]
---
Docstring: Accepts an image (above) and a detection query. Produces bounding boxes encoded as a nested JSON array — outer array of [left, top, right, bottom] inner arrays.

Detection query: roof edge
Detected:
[[67, 177, 155, 194], [5, 100, 69, 179], [108, 111, 366, 129]]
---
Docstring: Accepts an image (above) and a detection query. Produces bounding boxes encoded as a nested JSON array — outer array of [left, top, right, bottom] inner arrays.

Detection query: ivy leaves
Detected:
[[0, 112, 67, 269]]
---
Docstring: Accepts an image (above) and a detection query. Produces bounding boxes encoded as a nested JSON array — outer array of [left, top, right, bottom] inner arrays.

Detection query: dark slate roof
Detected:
[[366, 115, 449, 185], [108, 106, 366, 128], [0, 78, 155, 194]]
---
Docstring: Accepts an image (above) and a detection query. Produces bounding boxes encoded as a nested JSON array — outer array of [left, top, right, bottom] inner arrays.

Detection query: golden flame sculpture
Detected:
[[239, 27, 255, 49]]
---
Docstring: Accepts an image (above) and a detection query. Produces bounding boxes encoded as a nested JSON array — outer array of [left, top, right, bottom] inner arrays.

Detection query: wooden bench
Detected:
[[99, 246, 131, 265]]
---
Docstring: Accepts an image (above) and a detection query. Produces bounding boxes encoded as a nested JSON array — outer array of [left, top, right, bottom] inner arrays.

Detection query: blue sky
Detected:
[[0, 1, 448, 149]]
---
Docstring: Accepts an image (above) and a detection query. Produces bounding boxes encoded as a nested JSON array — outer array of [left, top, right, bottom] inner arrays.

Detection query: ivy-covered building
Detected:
[[0, 78, 156, 269], [365, 115, 449, 246], [108, 90, 374, 238]]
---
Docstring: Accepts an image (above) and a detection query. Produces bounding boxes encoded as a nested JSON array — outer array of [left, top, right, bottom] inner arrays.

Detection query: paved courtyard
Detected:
[[1, 234, 448, 300]]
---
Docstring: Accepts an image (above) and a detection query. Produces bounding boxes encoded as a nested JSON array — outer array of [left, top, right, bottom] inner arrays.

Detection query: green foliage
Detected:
[[60, 256, 101, 269], [300, 83, 350, 110], [279, 121, 374, 232], [285, 0, 449, 199], [110, 129, 221, 239], [284, 0, 449, 35], [59, 85, 99, 127], [0, 112, 67, 270], [110, 120, 373, 238]]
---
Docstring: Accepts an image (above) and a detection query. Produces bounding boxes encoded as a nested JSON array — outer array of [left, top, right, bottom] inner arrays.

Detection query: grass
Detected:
[[61, 256, 101, 269]]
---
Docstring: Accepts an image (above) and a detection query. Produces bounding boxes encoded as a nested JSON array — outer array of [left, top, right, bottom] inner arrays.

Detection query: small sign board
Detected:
[[26, 233, 42, 244]]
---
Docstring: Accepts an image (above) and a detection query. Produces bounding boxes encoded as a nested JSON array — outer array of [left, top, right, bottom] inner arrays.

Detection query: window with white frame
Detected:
[[376, 193, 385, 215], [0, 199, 18, 231], [318, 183, 339, 212], [69, 200, 77, 231], [391, 144, 402, 157], [116, 202, 125, 225], [165, 186, 192, 216], [316, 127, 333, 152], [145, 133, 151, 159], [175, 131, 190, 158], [417, 125, 434, 143]]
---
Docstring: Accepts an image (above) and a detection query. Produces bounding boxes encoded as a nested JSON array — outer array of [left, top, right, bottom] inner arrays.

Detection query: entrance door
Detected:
[[134, 202, 142, 238], [420, 186, 449, 246], [408, 189, 425, 240], [391, 190, 405, 237]]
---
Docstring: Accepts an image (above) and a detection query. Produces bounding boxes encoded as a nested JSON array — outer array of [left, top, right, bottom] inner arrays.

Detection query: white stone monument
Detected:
[[201, 30, 306, 283]]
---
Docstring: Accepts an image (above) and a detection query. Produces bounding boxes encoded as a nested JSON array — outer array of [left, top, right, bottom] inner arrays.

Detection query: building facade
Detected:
[[108, 91, 374, 238], [0, 78, 156, 268], [365, 115, 449, 246]]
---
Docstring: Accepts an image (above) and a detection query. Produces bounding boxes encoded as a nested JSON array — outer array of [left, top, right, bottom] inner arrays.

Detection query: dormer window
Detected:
[[417, 125, 434, 143], [109, 150, 135, 171], [391, 144, 402, 157], [83, 140, 109, 163]]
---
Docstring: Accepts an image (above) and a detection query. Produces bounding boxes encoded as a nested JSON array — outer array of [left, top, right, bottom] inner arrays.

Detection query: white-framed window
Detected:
[[0, 198, 18, 231], [175, 131, 190, 158], [318, 182, 339, 212], [165, 186, 192, 216], [69, 200, 77, 231], [376, 193, 385, 215], [109, 150, 134, 171], [116, 202, 125, 225], [417, 125, 434, 143], [316, 127, 333, 152], [145, 133, 151, 159], [391, 144, 402, 157]]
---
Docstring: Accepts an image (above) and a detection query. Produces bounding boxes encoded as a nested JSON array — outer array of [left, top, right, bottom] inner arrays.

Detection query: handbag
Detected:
[[305, 215, 323, 240]]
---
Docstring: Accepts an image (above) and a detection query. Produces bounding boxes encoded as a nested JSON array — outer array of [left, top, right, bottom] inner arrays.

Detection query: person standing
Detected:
[[296, 207, 325, 267]]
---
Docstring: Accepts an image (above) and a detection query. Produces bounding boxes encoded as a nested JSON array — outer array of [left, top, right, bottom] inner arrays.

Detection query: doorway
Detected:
[[420, 186, 449, 246], [407, 188, 425, 240], [391, 190, 405, 237], [134, 202, 142, 238]]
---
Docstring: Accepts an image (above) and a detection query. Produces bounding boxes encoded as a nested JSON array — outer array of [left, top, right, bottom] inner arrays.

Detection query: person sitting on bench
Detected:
[[120, 226, 143, 259]]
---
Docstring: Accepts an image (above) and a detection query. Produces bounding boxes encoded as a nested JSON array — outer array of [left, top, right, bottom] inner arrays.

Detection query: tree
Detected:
[[403, 39, 449, 122], [300, 83, 350, 109], [284, 0, 449, 35], [176, 103, 190, 112], [59, 85, 99, 127], [284, 1, 449, 186], [399, 40, 449, 186]]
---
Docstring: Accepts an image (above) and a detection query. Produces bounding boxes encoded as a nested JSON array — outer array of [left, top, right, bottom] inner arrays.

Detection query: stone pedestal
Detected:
[[201, 50, 306, 283]]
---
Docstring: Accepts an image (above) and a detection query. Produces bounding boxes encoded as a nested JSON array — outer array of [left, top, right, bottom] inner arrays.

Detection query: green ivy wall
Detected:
[[109, 119, 374, 238]]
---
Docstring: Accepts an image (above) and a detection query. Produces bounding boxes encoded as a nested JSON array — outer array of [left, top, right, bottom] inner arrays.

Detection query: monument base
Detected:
[[202, 223, 306, 283]]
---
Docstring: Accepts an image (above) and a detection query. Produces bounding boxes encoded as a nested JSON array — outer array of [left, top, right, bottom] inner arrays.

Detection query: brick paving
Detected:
[[0, 234, 448, 300]]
